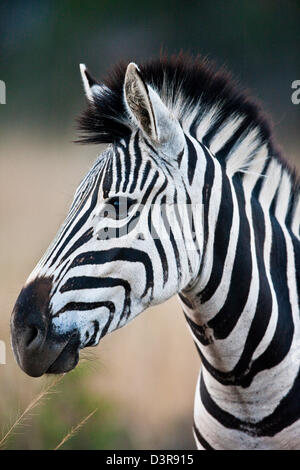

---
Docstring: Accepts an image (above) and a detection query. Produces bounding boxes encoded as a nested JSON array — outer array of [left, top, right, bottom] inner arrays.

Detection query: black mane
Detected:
[[78, 53, 274, 144], [77, 53, 298, 188]]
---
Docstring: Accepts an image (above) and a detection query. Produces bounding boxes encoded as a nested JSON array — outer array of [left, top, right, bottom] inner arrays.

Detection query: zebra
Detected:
[[11, 54, 300, 450]]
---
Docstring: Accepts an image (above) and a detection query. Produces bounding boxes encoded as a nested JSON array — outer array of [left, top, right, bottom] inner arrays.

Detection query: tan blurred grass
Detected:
[[0, 374, 65, 449], [0, 134, 200, 448]]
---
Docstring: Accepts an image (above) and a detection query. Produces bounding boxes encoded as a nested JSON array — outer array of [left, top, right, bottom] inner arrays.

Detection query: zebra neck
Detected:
[[178, 148, 268, 366], [178, 137, 299, 394], [179, 158, 252, 363]]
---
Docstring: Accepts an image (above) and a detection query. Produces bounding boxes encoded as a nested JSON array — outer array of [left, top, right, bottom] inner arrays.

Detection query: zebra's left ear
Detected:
[[124, 63, 183, 149], [80, 64, 105, 102]]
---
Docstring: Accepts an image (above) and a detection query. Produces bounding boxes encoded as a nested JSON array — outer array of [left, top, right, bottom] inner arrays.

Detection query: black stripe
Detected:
[[199, 169, 233, 303], [103, 156, 113, 198], [141, 170, 159, 205], [54, 300, 115, 317], [184, 183, 200, 258], [208, 181, 252, 339], [292, 235, 300, 309], [269, 181, 281, 218], [115, 147, 122, 193], [129, 133, 143, 193], [122, 145, 131, 193], [189, 111, 200, 138], [100, 307, 115, 338], [140, 160, 152, 191], [177, 148, 184, 168], [60, 275, 130, 293], [185, 134, 198, 185], [178, 292, 193, 309], [184, 312, 212, 346], [143, 137, 159, 155], [201, 113, 228, 148], [200, 366, 300, 437], [213, 117, 253, 161], [197, 143, 215, 278], [251, 157, 270, 200], [86, 320, 99, 347], [193, 422, 214, 450], [65, 248, 153, 298]]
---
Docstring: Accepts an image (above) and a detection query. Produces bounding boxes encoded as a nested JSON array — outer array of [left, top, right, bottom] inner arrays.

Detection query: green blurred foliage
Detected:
[[6, 364, 133, 450]]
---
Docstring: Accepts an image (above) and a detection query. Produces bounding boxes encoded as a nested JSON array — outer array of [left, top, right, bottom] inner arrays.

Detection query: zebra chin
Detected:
[[10, 276, 81, 377]]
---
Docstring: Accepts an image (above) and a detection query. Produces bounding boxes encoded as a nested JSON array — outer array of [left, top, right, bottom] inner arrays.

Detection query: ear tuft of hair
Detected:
[[80, 64, 99, 101]]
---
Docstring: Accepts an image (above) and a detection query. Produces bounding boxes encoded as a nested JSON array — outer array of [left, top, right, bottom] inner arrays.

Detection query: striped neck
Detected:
[[176, 127, 300, 439]]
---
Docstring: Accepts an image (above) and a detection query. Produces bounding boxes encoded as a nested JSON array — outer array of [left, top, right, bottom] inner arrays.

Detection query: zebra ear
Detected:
[[124, 63, 158, 140], [124, 63, 181, 146], [79, 64, 103, 102]]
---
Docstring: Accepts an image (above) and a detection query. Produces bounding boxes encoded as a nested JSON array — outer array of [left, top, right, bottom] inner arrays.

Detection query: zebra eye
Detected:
[[102, 196, 137, 220]]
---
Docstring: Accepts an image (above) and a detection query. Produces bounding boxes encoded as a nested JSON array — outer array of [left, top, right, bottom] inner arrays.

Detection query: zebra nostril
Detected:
[[25, 325, 43, 349]]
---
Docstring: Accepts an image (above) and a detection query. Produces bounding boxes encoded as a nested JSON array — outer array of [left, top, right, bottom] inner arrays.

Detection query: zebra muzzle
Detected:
[[10, 276, 80, 377]]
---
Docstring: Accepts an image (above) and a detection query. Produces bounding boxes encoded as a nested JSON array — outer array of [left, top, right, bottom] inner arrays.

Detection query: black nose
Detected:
[[11, 277, 79, 377]]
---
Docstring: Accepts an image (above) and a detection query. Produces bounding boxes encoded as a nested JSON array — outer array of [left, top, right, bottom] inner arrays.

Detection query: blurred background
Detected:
[[0, 0, 299, 449]]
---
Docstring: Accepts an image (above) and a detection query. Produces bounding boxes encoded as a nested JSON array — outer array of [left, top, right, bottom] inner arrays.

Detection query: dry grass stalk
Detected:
[[0, 374, 65, 449], [54, 408, 98, 450]]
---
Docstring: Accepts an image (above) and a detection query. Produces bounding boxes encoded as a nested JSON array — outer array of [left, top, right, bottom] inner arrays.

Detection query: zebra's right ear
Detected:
[[79, 64, 104, 102]]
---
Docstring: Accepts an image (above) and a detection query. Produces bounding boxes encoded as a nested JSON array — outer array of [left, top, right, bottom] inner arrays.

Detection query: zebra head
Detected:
[[11, 63, 201, 377]]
